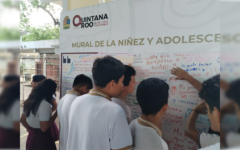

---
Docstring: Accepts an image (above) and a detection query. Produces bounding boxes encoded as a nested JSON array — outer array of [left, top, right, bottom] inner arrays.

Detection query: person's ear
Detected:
[[110, 80, 115, 87], [106, 80, 115, 90], [83, 85, 88, 93], [163, 103, 168, 112], [160, 104, 168, 115], [122, 86, 126, 91]]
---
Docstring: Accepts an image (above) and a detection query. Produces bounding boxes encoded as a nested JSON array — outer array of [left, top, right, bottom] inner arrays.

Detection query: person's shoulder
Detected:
[[111, 97, 121, 103], [39, 99, 52, 109], [199, 132, 220, 148], [109, 100, 125, 111], [129, 119, 138, 130], [37, 99, 52, 112], [41, 99, 51, 105], [12, 100, 20, 108], [199, 143, 220, 150], [144, 129, 167, 147], [69, 94, 94, 108], [99, 100, 126, 117], [200, 132, 220, 139], [134, 125, 168, 149], [129, 119, 138, 127], [112, 97, 125, 107], [62, 93, 78, 99]]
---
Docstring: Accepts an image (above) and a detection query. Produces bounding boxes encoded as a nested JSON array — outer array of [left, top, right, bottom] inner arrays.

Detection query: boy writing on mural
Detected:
[[171, 67, 220, 148], [130, 78, 169, 150]]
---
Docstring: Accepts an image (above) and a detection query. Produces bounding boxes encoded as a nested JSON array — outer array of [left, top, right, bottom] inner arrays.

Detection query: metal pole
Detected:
[[43, 54, 46, 76], [22, 59, 24, 101]]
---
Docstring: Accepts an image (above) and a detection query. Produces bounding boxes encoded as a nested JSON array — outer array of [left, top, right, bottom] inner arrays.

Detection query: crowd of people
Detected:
[[1, 55, 240, 149]]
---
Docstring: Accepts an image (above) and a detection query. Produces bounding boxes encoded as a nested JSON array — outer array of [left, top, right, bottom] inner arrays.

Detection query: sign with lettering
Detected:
[[60, 0, 220, 150]]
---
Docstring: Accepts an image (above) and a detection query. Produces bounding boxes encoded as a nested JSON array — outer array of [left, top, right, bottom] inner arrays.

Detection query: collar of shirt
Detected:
[[137, 116, 162, 137], [88, 89, 111, 101], [67, 89, 81, 96], [117, 96, 126, 102]]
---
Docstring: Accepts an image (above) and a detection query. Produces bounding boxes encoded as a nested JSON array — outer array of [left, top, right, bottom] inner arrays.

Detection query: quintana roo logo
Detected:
[[63, 16, 70, 29]]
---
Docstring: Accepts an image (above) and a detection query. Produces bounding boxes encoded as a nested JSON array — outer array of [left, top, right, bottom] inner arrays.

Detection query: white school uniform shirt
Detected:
[[129, 116, 169, 150], [57, 89, 80, 150], [67, 89, 133, 150], [199, 142, 220, 150], [0, 100, 19, 129], [112, 97, 133, 124], [24, 99, 52, 128], [226, 132, 240, 148], [197, 132, 220, 148], [226, 144, 240, 150]]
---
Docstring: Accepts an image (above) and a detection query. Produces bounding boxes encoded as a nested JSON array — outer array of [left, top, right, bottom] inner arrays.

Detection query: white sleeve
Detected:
[[38, 101, 52, 121], [146, 131, 169, 150], [9, 100, 20, 121], [109, 107, 133, 150], [226, 132, 240, 148], [199, 132, 220, 148], [199, 143, 220, 150]]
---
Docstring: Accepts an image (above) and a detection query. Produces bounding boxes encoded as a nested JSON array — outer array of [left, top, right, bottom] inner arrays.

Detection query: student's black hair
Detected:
[[3, 75, 19, 82], [199, 74, 220, 113], [73, 74, 93, 89], [136, 78, 169, 116], [24, 79, 57, 117], [92, 56, 125, 88], [0, 82, 19, 114], [226, 78, 240, 107], [123, 65, 136, 86], [32, 75, 46, 82]]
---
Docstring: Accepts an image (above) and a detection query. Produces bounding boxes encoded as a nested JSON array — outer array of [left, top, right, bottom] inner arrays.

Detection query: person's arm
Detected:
[[185, 102, 207, 145], [40, 111, 57, 132], [220, 79, 229, 92], [185, 111, 199, 143], [171, 67, 202, 92], [13, 122, 20, 132], [20, 114, 30, 131], [220, 102, 235, 120], [51, 99, 57, 112]]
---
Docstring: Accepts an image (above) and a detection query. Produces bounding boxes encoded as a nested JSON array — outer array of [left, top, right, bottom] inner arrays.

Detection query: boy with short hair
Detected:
[[171, 67, 220, 148], [67, 56, 133, 150], [112, 65, 136, 124], [130, 78, 169, 150], [57, 74, 93, 150]]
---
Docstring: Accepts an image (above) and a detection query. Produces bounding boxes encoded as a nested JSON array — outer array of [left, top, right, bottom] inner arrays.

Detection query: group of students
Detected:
[[17, 55, 240, 150]]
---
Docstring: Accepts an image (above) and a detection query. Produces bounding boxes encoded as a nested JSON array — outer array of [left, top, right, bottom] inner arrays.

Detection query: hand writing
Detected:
[[193, 102, 207, 114], [171, 67, 190, 80]]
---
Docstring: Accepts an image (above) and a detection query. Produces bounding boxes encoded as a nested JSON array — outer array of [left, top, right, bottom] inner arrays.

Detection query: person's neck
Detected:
[[72, 88, 82, 95], [118, 91, 129, 103], [94, 87, 112, 98], [216, 124, 220, 132], [141, 114, 162, 129]]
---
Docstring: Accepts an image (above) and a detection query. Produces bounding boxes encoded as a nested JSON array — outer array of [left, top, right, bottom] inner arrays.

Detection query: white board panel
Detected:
[[61, 52, 219, 150]]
